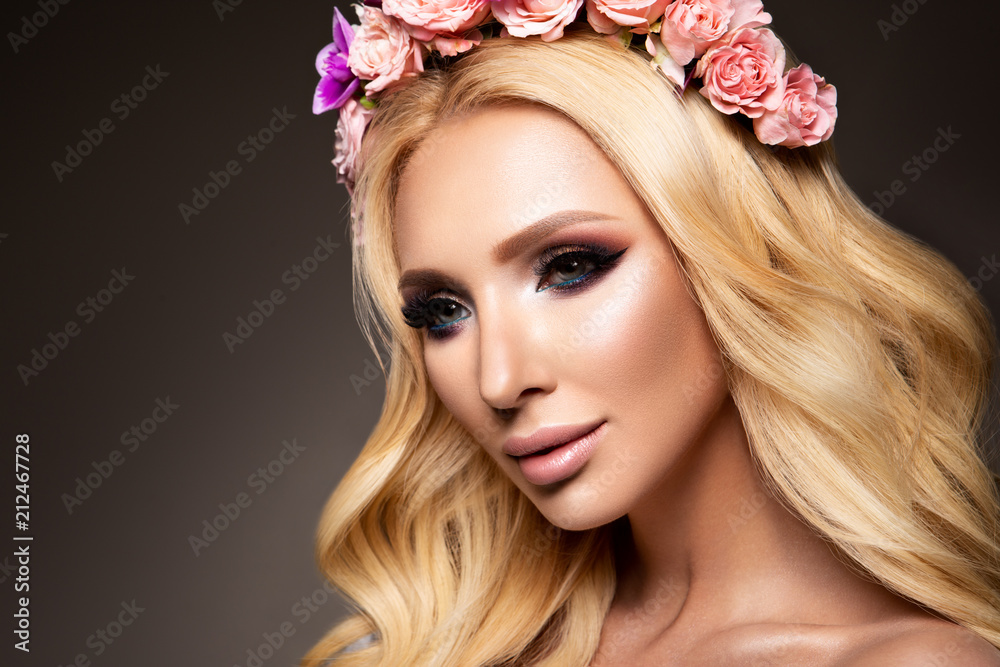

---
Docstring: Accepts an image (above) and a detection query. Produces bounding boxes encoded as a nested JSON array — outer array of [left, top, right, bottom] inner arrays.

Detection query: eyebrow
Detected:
[[397, 209, 615, 294]]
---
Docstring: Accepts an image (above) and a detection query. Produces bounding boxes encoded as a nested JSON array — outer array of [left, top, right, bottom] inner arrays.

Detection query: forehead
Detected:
[[393, 104, 638, 270]]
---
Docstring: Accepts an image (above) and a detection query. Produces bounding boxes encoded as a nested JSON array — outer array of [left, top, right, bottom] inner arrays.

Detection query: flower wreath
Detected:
[[312, 0, 837, 243]]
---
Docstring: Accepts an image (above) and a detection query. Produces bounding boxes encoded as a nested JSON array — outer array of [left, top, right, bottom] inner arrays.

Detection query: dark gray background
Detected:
[[2, 1, 998, 665]]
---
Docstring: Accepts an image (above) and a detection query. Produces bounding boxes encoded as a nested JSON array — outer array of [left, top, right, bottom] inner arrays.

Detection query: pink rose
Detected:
[[383, 0, 491, 54], [421, 29, 486, 55], [585, 0, 670, 35], [383, 0, 491, 34], [643, 32, 685, 86], [753, 63, 837, 148], [333, 97, 375, 197], [658, 0, 770, 66], [347, 5, 425, 94], [694, 27, 785, 118], [492, 0, 584, 42]]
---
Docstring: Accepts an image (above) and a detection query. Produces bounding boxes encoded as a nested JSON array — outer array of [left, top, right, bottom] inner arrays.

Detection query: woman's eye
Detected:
[[401, 244, 627, 340], [541, 254, 596, 289], [425, 298, 469, 328], [401, 294, 470, 340], [536, 245, 627, 292]]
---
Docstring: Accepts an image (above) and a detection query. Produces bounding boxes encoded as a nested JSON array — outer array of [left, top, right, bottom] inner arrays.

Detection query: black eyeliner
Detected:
[[533, 243, 627, 292], [400, 242, 628, 339]]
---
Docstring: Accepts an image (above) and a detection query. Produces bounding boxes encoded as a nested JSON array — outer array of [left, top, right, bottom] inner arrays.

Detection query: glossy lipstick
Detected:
[[505, 420, 607, 486]]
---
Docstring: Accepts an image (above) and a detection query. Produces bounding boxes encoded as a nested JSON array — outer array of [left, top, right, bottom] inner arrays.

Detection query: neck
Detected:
[[611, 394, 905, 635]]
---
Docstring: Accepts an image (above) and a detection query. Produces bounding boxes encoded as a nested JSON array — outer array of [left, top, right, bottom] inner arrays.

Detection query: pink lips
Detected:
[[504, 420, 607, 486], [503, 420, 606, 457]]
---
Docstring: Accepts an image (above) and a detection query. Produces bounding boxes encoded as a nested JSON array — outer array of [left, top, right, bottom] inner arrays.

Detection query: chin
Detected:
[[529, 481, 628, 532]]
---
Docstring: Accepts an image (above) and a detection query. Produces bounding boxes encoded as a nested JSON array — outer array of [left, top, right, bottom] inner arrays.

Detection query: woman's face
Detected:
[[394, 104, 731, 530]]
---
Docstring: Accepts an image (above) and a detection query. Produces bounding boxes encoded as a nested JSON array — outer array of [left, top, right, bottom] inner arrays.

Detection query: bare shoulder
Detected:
[[846, 618, 1000, 667]]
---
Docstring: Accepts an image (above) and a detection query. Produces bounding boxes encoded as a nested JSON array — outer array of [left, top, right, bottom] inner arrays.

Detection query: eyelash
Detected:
[[400, 243, 628, 341]]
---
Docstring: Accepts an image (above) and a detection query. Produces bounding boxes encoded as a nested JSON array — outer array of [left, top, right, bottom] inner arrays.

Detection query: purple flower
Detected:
[[313, 7, 361, 114]]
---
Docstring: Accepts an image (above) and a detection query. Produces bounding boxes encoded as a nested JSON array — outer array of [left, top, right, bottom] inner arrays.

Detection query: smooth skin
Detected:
[[393, 104, 1000, 666]]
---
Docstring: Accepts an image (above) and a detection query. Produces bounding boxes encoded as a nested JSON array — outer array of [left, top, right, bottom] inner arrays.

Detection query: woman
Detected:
[[304, 2, 1000, 664]]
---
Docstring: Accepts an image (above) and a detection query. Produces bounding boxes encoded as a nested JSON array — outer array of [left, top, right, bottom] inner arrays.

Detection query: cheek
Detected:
[[425, 348, 466, 416], [424, 343, 490, 443], [605, 253, 727, 430], [548, 253, 727, 526], [557, 249, 721, 400], [625, 270, 723, 410]]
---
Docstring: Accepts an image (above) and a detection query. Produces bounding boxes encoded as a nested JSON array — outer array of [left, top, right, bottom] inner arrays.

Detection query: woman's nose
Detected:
[[476, 296, 555, 413]]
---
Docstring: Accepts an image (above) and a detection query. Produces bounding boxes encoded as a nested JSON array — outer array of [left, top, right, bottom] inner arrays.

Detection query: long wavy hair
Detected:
[[302, 28, 1000, 665]]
